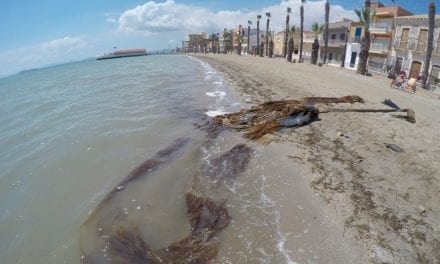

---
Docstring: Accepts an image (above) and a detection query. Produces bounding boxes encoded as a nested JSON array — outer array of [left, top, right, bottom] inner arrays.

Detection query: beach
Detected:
[[192, 53, 440, 263]]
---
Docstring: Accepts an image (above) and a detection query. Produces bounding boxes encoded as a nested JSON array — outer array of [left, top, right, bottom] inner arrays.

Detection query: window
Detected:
[[331, 34, 336, 40], [417, 29, 428, 51], [340, 33, 346, 40], [399, 28, 409, 49]]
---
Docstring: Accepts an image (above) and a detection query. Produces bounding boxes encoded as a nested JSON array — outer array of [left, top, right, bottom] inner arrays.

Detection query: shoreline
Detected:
[[192, 53, 440, 263]]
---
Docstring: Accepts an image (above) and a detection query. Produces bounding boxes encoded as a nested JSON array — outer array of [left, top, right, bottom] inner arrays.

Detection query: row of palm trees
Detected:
[[202, 0, 436, 88], [251, 0, 331, 64]]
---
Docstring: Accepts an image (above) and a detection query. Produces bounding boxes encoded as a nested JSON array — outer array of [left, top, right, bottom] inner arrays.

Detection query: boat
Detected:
[[96, 49, 147, 60]]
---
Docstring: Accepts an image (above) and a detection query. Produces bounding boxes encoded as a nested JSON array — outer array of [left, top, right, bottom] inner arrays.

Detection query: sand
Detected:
[[192, 54, 440, 263]]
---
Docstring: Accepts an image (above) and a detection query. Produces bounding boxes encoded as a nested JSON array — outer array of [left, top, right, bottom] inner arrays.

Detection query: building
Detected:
[[344, 22, 366, 70], [393, 14, 440, 90], [320, 18, 352, 66], [187, 33, 206, 53], [274, 31, 286, 56], [241, 28, 265, 55], [367, 2, 412, 73], [295, 31, 315, 61]]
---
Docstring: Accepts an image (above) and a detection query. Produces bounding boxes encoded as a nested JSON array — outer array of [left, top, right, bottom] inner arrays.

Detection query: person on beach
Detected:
[[390, 70, 407, 88]]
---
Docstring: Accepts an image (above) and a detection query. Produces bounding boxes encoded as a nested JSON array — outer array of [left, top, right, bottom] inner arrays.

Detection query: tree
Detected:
[[422, 1, 436, 89], [283, 7, 292, 58], [323, 0, 330, 64], [237, 25, 244, 55], [355, 0, 371, 75], [299, 0, 306, 63], [257, 14, 262, 55], [311, 23, 324, 64], [268, 31, 274, 58], [265, 12, 271, 56], [287, 26, 296, 62], [247, 20, 252, 55], [259, 35, 265, 57]]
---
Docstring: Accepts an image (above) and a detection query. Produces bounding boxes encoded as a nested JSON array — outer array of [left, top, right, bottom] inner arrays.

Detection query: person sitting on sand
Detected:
[[390, 70, 407, 88]]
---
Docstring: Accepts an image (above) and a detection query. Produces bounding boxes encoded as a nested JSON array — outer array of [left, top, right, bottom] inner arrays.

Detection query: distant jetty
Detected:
[[96, 49, 147, 60]]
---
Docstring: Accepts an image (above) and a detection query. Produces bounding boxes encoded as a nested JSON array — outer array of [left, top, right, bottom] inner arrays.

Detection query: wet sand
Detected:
[[192, 54, 440, 263]]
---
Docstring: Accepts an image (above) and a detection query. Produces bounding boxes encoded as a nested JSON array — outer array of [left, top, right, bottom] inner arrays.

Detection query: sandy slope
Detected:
[[192, 54, 440, 264]]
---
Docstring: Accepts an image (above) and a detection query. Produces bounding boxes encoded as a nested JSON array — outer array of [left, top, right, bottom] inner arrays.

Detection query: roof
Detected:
[[396, 14, 440, 19]]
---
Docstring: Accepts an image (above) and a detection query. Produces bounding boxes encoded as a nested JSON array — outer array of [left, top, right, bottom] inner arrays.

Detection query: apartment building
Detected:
[[368, 2, 412, 73], [393, 15, 440, 90], [344, 22, 366, 69], [320, 18, 352, 66]]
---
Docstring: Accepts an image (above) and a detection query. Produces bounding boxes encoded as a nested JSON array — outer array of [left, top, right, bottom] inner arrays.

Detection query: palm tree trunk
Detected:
[[422, 1, 436, 89], [287, 38, 294, 62], [356, 0, 371, 75], [357, 33, 370, 75], [311, 39, 319, 64], [247, 25, 251, 55], [299, 5, 304, 63], [257, 21, 260, 54], [323, 1, 330, 64], [283, 14, 290, 58], [259, 42, 264, 57], [269, 39, 274, 58], [265, 19, 270, 56]]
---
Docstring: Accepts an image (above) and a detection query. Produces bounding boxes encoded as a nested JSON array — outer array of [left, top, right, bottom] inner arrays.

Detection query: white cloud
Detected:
[[106, 18, 117, 24], [0, 37, 88, 77], [117, 0, 357, 35]]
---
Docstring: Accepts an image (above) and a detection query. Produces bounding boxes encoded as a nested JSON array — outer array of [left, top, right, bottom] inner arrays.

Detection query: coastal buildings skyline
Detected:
[[0, 0, 431, 77]]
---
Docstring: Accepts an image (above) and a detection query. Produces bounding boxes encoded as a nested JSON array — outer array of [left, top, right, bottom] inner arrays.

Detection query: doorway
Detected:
[[409, 61, 422, 79], [350, 52, 357, 67], [394, 58, 403, 75]]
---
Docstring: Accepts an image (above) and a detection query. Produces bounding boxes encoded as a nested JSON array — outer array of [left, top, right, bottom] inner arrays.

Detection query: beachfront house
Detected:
[[274, 31, 286, 57], [392, 14, 440, 90], [291, 30, 315, 61], [367, 2, 413, 74], [320, 18, 352, 66], [344, 22, 365, 70]]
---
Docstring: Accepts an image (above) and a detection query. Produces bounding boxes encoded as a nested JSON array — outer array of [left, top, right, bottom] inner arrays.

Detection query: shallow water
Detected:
[[0, 55, 244, 263], [0, 54, 361, 264]]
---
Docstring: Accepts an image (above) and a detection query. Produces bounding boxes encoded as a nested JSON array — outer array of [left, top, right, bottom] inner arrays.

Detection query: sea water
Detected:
[[0, 55, 307, 263]]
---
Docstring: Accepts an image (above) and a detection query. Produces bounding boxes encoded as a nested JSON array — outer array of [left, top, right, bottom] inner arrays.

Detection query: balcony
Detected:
[[369, 23, 392, 34], [370, 42, 389, 54], [351, 36, 361, 43], [327, 38, 346, 47]]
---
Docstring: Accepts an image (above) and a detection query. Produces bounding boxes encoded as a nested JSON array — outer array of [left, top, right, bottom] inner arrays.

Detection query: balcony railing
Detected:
[[326, 39, 346, 46], [370, 42, 389, 53], [369, 23, 392, 34]]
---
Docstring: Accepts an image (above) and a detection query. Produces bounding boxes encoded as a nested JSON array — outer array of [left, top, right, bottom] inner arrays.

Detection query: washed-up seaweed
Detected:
[[98, 193, 230, 264], [205, 144, 253, 184], [80, 143, 252, 264], [211, 95, 415, 140]]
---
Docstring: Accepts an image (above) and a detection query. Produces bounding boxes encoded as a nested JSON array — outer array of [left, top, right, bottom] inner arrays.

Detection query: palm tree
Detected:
[[257, 14, 262, 55], [311, 23, 324, 64], [323, 0, 330, 64], [422, 1, 436, 89], [247, 20, 252, 55], [287, 26, 296, 62], [283, 7, 292, 58], [355, 0, 371, 75], [268, 31, 274, 58], [299, 0, 306, 63], [265, 12, 271, 56], [259, 34, 265, 57], [237, 25, 243, 55]]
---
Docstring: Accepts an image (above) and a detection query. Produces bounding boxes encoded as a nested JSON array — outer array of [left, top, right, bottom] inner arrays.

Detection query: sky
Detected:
[[0, 0, 436, 77]]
